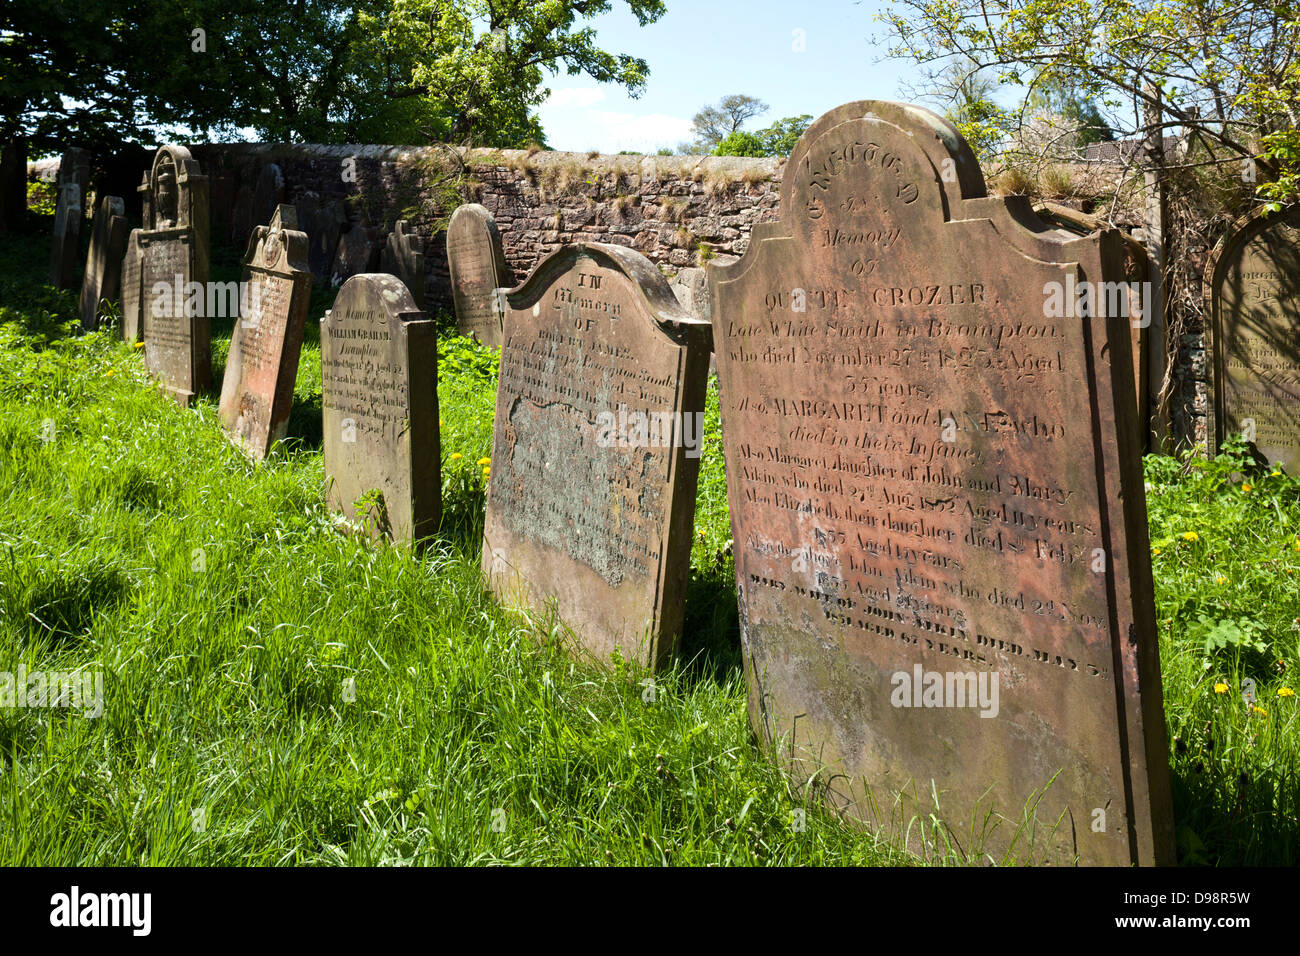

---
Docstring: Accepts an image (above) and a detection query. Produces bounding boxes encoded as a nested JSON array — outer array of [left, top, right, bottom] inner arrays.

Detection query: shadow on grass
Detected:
[[1, 564, 128, 647], [679, 554, 742, 686], [1170, 758, 1300, 865]]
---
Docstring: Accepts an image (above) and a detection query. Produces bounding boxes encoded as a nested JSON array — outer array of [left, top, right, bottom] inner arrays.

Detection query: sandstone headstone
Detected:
[[448, 204, 509, 347], [709, 101, 1172, 865], [481, 243, 712, 670], [217, 205, 313, 459], [330, 221, 382, 287], [1204, 204, 1300, 466], [231, 186, 254, 246], [295, 192, 345, 282], [121, 229, 144, 342], [321, 274, 440, 545], [48, 179, 83, 290], [381, 219, 426, 310], [78, 195, 129, 331], [253, 163, 284, 229], [139, 145, 211, 406]]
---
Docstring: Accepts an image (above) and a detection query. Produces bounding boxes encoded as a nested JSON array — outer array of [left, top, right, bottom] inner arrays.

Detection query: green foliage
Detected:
[[687, 94, 768, 153], [755, 115, 813, 157], [712, 131, 767, 158], [26, 180, 56, 216]]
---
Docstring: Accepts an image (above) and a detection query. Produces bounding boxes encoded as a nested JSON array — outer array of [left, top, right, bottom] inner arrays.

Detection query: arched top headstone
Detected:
[[447, 203, 509, 346], [1203, 203, 1300, 464], [144, 145, 205, 231], [708, 99, 1171, 866]]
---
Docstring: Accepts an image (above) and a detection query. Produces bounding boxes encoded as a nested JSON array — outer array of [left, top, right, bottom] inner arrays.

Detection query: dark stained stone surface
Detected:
[[321, 273, 440, 546], [121, 229, 144, 342], [295, 192, 346, 283], [381, 219, 426, 310], [252, 163, 284, 230], [217, 205, 313, 460], [230, 186, 254, 246], [1204, 204, 1300, 466], [708, 101, 1173, 865], [481, 243, 713, 670], [139, 145, 211, 406], [447, 203, 509, 347], [78, 195, 128, 331]]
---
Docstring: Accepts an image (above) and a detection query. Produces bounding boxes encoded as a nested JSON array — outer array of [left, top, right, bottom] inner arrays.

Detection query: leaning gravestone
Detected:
[[481, 243, 712, 670], [709, 101, 1173, 866], [296, 193, 345, 283], [139, 145, 211, 406], [78, 195, 129, 331], [48, 148, 91, 290], [217, 205, 313, 460], [381, 219, 426, 310], [447, 204, 510, 347], [49, 171, 84, 289], [1204, 204, 1300, 466], [120, 229, 144, 342], [321, 274, 440, 546]]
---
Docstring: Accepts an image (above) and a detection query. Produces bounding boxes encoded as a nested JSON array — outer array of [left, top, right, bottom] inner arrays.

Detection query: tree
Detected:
[[880, 0, 1300, 204], [713, 130, 767, 157], [755, 114, 813, 157], [687, 94, 768, 153]]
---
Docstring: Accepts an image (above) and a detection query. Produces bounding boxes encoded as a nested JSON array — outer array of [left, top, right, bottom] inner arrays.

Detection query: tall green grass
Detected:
[[0, 215, 1295, 865]]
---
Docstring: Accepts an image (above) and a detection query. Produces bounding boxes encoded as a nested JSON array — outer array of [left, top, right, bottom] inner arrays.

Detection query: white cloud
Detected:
[[545, 87, 608, 109], [587, 110, 694, 153]]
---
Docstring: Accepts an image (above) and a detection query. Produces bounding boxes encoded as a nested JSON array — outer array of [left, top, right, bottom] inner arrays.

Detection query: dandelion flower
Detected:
[[1153, 548, 1162, 556], [1279, 687, 1295, 698], [477, 457, 490, 466], [133, 342, 145, 350], [1182, 531, 1199, 542], [1272, 470, 1282, 477], [450, 453, 462, 461], [1214, 682, 1228, 694], [1242, 483, 1253, 492], [1251, 705, 1267, 716]]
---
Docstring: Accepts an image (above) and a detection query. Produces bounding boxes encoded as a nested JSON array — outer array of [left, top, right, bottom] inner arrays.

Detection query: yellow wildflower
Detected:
[[133, 342, 145, 350], [450, 453, 462, 461], [1272, 470, 1282, 477], [1242, 483, 1253, 492], [1182, 531, 1199, 542], [1279, 687, 1296, 698], [477, 457, 490, 466], [1153, 548, 1162, 556], [1215, 575, 1227, 584], [1213, 683, 1228, 694], [1251, 705, 1267, 716]]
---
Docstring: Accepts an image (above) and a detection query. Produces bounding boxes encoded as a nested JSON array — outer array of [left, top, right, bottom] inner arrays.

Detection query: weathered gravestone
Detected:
[[381, 219, 426, 310], [1204, 204, 1300, 466], [50, 148, 91, 288], [481, 243, 713, 670], [49, 173, 85, 289], [139, 145, 211, 406], [321, 274, 440, 545], [78, 195, 129, 331], [120, 228, 143, 342], [330, 222, 382, 287], [217, 205, 313, 460], [252, 163, 284, 230], [709, 101, 1173, 865], [447, 204, 510, 347], [295, 192, 345, 283], [230, 186, 254, 246]]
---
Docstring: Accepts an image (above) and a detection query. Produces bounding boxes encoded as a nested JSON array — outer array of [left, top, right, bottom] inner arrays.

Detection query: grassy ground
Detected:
[[0, 214, 1296, 865]]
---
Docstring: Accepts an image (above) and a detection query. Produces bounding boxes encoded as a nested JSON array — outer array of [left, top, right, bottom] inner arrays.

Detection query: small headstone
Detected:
[[481, 243, 713, 670], [668, 266, 711, 319], [381, 219, 426, 309], [1204, 204, 1300, 465], [447, 204, 510, 346], [295, 192, 345, 282], [217, 205, 313, 460], [709, 101, 1172, 865], [330, 223, 382, 287], [230, 186, 254, 246], [321, 273, 440, 545], [48, 180, 83, 289], [120, 229, 144, 342], [78, 195, 129, 331], [252, 163, 284, 229], [139, 145, 211, 406]]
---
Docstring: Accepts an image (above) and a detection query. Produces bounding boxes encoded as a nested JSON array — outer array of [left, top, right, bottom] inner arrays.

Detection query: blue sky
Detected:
[[537, 0, 919, 153]]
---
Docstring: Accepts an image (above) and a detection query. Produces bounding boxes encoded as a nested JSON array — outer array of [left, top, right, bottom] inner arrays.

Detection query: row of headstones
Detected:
[[53, 105, 1300, 867]]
